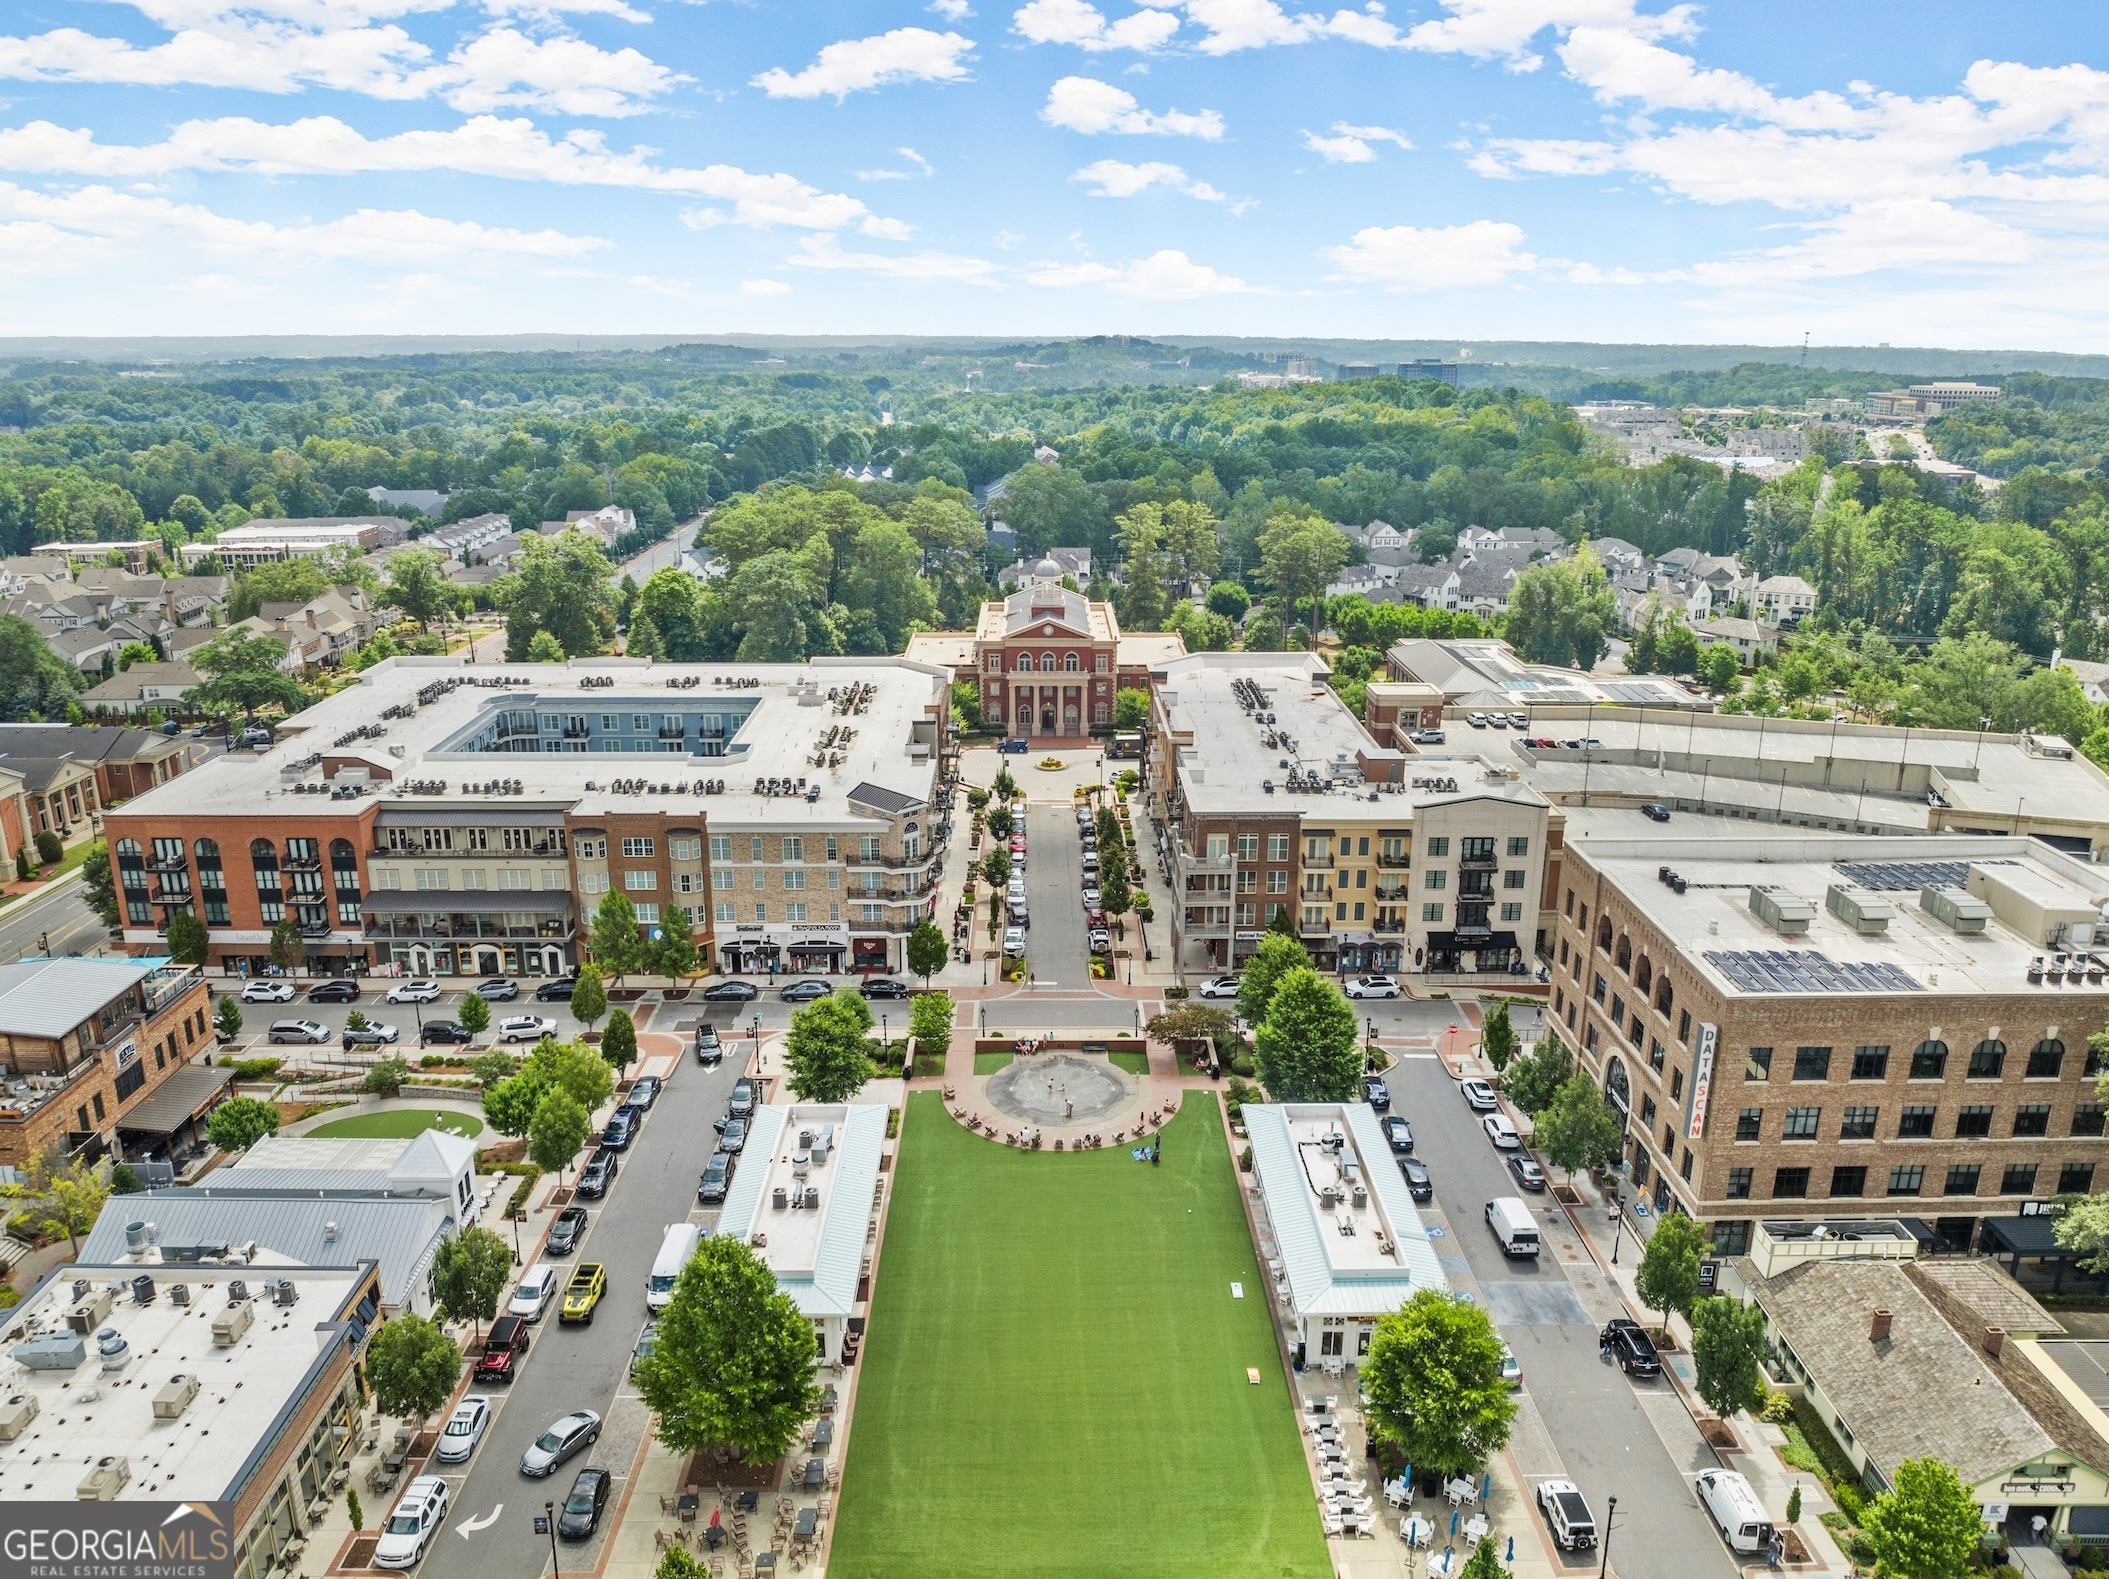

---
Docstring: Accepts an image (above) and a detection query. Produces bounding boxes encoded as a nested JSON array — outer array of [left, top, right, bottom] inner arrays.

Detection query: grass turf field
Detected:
[[305, 1109, 483, 1140], [827, 1091, 1328, 1579]]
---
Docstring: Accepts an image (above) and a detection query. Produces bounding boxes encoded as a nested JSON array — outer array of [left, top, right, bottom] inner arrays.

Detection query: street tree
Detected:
[[383, 548, 453, 631], [187, 626, 306, 723], [456, 991, 491, 1037], [783, 990, 877, 1102], [652, 928, 700, 985], [569, 962, 606, 1029], [1500, 1037, 1574, 1115], [590, 895, 646, 983], [166, 909, 209, 965], [1690, 1296, 1768, 1420], [527, 1087, 591, 1181], [1253, 967, 1361, 1101], [80, 840, 121, 928], [909, 990, 952, 1055], [1635, 1210, 1711, 1331], [530, 1038, 615, 1112], [1145, 1002, 1237, 1045], [1535, 1075, 1626, 1181], [1480, 1000, 1518, 1071], [979, 847, 1011, 891], [1457, 1536, 1511, 1579], [214, 993, 243, 1040], [1, 1148, 109, 1255], [1237, 931, 1312, 1026], [1363, 1289, 1518, 1482], [364, 1313, 461, 1423], [1112, 687, 1151, 730], [1863, 1459, 1984, 1579], [906, 919, 947, 985], [429, 1226, 512, 1341], [268, 918, 303, 972], [635, 1236, 819, 1464], [986, 803, 1014, 842], [206, 1096, 281, 1153], [601, 1009, 638, 1074]]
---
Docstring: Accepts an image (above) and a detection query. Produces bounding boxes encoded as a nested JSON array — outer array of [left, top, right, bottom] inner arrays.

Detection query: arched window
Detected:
[[1912, 1039, 1948, 1078], [193, 838, 220, 864], [116, 838, 141, 859], [1015, 652, 1032, 673], [2028, 1038, 2065, 1079], [1063, 652, 1079, 672], [1969, 1039, 2006, 1079], [1042, 652, 1056, 672], [1596, 917, 1613, 951], [1654, 977, 1673, 1015], [1634, 955, 1652, 994], [1614, 935, 1632, 973], [249, 838, 278, 866]]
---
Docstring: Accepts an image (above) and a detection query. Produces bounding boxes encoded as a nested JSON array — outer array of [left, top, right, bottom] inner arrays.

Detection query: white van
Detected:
[[1485, 1196, 1541, 1257], [1695, 1469, 1775, 1555], [647, 1223, 704, 1311]]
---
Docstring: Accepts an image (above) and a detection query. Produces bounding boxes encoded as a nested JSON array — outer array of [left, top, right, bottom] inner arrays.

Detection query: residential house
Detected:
[[80, 662, 206, 716], [543, 506, 635, 546], [255, 588, 377, 667], [213, 619, 304, 672], [2059, 658, 2109, 707], [1326, 562, 1403, 601], [997, 547, 1092, 588], [1393, 564, 1462, 612], [44, 624, 120, 676], [1363, 521, 1413, 565], [0, 554, 68, 591], [1455, 560, 1519, 617], [1754, 574, 1818, 627], [1691, 615, 1778, 668]]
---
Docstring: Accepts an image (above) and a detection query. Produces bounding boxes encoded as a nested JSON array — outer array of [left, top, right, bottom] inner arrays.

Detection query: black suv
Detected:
[[729, 1079, 756, 1120], [1600, 1317, 1662, 1378], [697, 1151, 734, 1204], [546, 1205, 588, 1256], [599, 1108, 640, 1151], [308, 979, 362, 1003], [576, 1150, 619, 1199], [1362, 1077, 1391, 1112], [534, 976, 578, 1002], [695, 1025, 722, 1066], [420, 1020, 473, 1045]]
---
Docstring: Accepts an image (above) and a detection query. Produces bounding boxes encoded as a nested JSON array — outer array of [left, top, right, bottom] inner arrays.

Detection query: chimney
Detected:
[[1869, 1308, 1893, 1343], [1984, 1326, 2006, 1359]]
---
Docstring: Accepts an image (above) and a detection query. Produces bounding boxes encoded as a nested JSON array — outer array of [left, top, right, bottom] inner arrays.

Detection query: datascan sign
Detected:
[[0, 1501, 235, 1579]]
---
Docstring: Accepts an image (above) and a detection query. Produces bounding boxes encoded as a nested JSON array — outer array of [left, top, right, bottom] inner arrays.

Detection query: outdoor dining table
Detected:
[[383, 1449, 408, 1476], [812, 1419, 834, 1449], [793, 1509, 818, 1541], [801, 1458, 825, 1490], [701, 1526, 725, 1551], [1401, 1514, 1435, 1548], [754, 1553, 777, 1575], [735, 1490, 761, 1513], [676, 1494, 699, 1524]]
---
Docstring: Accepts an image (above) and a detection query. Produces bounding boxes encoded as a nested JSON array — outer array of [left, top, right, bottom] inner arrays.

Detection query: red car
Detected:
[[473, 1316, 531, 1382]]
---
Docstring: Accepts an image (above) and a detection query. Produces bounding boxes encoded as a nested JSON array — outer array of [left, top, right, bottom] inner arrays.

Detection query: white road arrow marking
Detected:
[[459, 1505, 503, 1537]]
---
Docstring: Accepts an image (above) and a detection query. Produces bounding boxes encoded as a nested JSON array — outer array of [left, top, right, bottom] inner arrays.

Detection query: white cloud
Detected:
[[1026, 247, 1246, 297], [1397, 0, 1693, 69], [751, 28, 973, 100], [1176, 0, 1405, 55], [439, 27, 683, 115], [928, 0, 974, 15], [1070, 158, 1224, 201], [0, 116, 880, 229], [1041, 76, 1222, 137], [785, 233, 1001, 284], [740, 277, 791, 294], [855, 146, 934, 180], [1012, 0, 1180, 52], [1302, 121, 1410, 162], [1322, 218, 1537, 288]]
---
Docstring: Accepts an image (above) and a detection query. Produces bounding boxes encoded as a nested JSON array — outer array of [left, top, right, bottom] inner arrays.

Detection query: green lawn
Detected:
[[1109, 1049, 1150, 1076], [829, 1092, 1327, 1579], [973, 1051, 1013, 1075], [305, 1109, 483, 1140]]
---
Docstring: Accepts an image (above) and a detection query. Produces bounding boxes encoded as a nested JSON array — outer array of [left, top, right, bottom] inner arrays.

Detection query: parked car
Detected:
[[1508, 712, 1528, 729], [545, 1206, 589, 1257], [508, 1264, 558, 1322], [1002, 925, 1027, 956], [267, 1019, 330, 1044], [307, 980, 362, 1003], [341, 1020, 401, 1048], [630, 1320, 659, 1378], [1081, 886, 1101, 909], [239, 980, 295, 1004], [1409, 728, 1445, 744], [473, 1316, 530, 1382], [715, 1116, 749, 1154], [1537, 1480, 1597, 1551], [1482, 1113, 1522, 1149], [729, 1079, 756, 1119], [576, 1150, 618, 1199], [1362, 1076, 1390, 1111], [556, 1466, 613, 1540], [1498, 1342, 1523, 1388], [434, 1396, 491, 1464], [558, 1262, 607, 1323], [519, 1411, 601, 1478], [1398, 1156, 1433, 1202], [1507, 1154, 1547, 1191], [627, 1074, 663, 1109], [1468, 712, 1488, 728], [779, 978, 832, 1003], [534, 976, 578, 1001], [1601, 1317, 1662, 1378], [694, 1025, 722, 1066], [1489, 714, 1510, 729], [1641, 802, 1671, 822], [473, 977, 520, 1001], [373, 1476, 450, 1568], [1460, 1078, 1498, 1111], [386, 979, 441, 1005], [419, 1020, 472, 1045], [697, 1151, 734, 1204], [700, 979, 759, 1003], [1088, 929, 1112, 954], [1343, 975, 1401, 1000], [498, 1015, 558, 1043], [236, 726, 273, 749], [1196, 976, 1240, 1000], [599, 1108, 639, 1151], [859, 978, 910, 999], [1380, 1115, 1414, 1154], [996, 736, 1029, 754]]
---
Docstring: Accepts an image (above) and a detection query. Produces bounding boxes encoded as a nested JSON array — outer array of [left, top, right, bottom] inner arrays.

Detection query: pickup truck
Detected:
[[559, 1262, 607, 1324], [473, 1316, 531, 1383], [1537, 1479, 1598, 1551]]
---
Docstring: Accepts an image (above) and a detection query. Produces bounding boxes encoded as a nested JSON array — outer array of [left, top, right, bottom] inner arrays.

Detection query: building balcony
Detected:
[[284, 855, 322, 871], [1303, 853, 1335, 870], [1376, 853, 1412, 869], [1174, 846, 1235, 875], [657, 726, 686, 741], [142, 965, 201, 1013], [1373, 919, 1407, 934], [1374, 887, 1409, 903], [145, 855, 188, 874]]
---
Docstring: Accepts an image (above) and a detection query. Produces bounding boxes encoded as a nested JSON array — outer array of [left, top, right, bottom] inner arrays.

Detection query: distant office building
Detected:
[[1397, 360, 1460, 386], [1866, 383, 2002, 419], [1339, 363, 1381, 381]]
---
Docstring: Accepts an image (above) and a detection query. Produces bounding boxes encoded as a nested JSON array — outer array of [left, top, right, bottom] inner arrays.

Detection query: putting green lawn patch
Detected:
[[1108, 1049, 1150, 1076], [973, 1051, 1014, 1075], [829, 1092, 1327, 1579], [306, 1109, 483, 1140]]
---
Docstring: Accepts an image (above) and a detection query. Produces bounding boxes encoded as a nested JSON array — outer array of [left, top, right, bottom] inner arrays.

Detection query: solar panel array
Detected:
[[1704, 949, 1922, 994], [1832, 860, 1971, 892]]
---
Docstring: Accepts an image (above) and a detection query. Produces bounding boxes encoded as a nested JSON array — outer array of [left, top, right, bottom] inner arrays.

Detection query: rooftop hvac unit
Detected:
[[152, 1374, 199, 1420], [0, 1394, 38, 1441], [169, 1284, 191, 1307], [803, 1187, 819, 1210], [1748, 885, 1816, 937], [1920, 885, 1992, 935], [772, 1187, 788, 1211], [212, 1300, 254, 1348], [76, 1456, 130, 1502], [1825, 884, 1896, 935], [273, 1280, 298, 1308], [131, 1274, 155, 1305], [10, 1333, 85, 1372], [1351, 1186, 1368, 1210], [97, 1328, 131, 1373], [66, 1287, 113, 1334]]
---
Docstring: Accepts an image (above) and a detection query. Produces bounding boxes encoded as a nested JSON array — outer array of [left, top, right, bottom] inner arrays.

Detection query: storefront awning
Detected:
[[117, 1063, 233, 1136], [1426, 930, 1520, 951], [362, 889, 574, 915]]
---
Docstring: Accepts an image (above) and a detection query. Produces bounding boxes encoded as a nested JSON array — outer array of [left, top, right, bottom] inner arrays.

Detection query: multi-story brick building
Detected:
[[961, 562, 1186, 740], [103, 656, 954, 979], [0, 955, 221, 1169], [1550, 815, 2109, 1255], [1149, 654, 1552, 980]]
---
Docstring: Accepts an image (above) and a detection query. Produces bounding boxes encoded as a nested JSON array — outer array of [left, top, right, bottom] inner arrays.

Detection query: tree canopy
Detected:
[[1363, 1289, 1518, 1481]]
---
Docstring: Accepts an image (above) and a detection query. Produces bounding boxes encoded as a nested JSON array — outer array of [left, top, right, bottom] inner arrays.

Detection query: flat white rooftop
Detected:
[[0, 1263, 366, 1503], [715, 1103, 887, 1320]]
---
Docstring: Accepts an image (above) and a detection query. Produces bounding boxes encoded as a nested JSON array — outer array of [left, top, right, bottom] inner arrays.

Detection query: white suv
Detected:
[[1002, 926, 1026, 956], [510, 1263, 558, 1322], [386, 979, 442, 1004], [374, 1476, 450, 1569]]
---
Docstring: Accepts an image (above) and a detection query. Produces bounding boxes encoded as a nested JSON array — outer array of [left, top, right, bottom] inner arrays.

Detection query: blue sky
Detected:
[[5, 0, 2109, 344]]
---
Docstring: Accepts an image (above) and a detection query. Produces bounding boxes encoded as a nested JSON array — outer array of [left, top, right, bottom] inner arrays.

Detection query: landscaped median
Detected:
[[827, 1091, 1328, 1579]]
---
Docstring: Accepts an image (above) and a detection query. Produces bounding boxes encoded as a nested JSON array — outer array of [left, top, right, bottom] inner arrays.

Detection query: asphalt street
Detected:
[[1022, 800, 1091, 989], [1387, 1055, 1737, 1579], [221, 984, 607, 1061], [0, 880, 107, 963], [420, 1037, 740, 1579]]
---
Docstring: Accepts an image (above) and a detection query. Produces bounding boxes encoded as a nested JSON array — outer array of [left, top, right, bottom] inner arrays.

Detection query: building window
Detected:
[[1592, 973, 1606, 1006], [1910, 1039, 1948, 1078], [1955, 1105, 1994, 1138], [621, 837, 656, 858], [1504, 869, 1526, 889], [1267, 871, 1287, 894], [1793, 1046, 1832, 1081], [710, 835, 732, 862], [1639, 1095, 1657, 1129], [1851, 1045, 1890, 1080], [2059, 1163, 2096, 1196], [1423, 903, 1444, 922], [1649, 1038, 1666, 1073], [859, 903, 884, 924], [1725, 1167, 1753, 1199], [1897, 1105, 1937, 1138], [2027, 1039, 2066, 1079], [1945, 1164, 1983, 1197], [2074, 1104, 2106, 1137], [1888, 1165, 1925, 1197], [1745, 1046, 1772, 1082], [1426, 837, 1448, 857], [1425, 870, 1446, 891], [1678, 1010, 1691, 1044], [1610, 994, 1626, 1027], [1782, 1107, 1820, 1140], [1736, 1108, 1762, 1141], [2000, 1163, 2040, 1196], [415, 869, 447, 890], [1712, 1221, 1752, 1256], [1268, 834, 1290, 862], [1968, 1039, 2007, 1079], [625, 870, 657, 891], [715, 902, 736, 924], [1772, 1168, 1810, 1199], [2013, 1103, 2052, 1137], [1501, 903, 1523, 922], [1508, 836, 1529, 856], [1830, 1166, 1867, 1198], [1840, 1106, 1878, 1140]]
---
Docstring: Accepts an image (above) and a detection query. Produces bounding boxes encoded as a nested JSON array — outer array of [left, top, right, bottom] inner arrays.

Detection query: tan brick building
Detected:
[[1550, 816, 2109, 1254]]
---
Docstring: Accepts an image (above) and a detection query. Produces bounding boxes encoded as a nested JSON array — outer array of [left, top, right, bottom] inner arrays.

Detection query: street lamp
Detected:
[[1598, 1495, 1617, 1579], [510, 1208, 522, 1267], [542, 1500, 560, 1579], [881, 1013, 889, 1060]]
